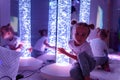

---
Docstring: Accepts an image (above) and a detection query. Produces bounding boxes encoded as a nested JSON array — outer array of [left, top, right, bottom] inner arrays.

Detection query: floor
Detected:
[[18, 54, 120, 80]]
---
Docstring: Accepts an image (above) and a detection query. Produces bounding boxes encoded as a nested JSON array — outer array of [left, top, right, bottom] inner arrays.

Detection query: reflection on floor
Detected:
[[19, 54, 120, 80]]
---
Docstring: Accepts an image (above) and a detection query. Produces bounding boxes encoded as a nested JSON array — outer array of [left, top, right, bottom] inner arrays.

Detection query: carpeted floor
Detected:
[[19, 54, 120, 80]]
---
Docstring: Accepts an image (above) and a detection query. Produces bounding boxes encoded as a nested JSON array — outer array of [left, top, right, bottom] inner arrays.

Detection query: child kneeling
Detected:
[[58, 21, 96, 80]]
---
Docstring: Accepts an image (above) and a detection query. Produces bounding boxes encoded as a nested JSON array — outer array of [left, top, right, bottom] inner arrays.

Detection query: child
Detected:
[[0, 23, 22, 51], [90, 29, 110, 71], [32, 29, 55, 58], [58, 21, 96, 80]]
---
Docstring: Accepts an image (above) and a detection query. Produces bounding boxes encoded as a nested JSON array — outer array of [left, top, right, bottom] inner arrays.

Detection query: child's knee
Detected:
[[70, 68, 83, 80], [70, 68, 77, 76]]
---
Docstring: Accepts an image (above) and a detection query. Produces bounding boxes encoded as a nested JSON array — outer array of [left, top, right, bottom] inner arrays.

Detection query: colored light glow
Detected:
[[79, 0, 91, 23], [48, 0, 71, 64], [19, 0, 31, 57], [108, 54, 120, 61]]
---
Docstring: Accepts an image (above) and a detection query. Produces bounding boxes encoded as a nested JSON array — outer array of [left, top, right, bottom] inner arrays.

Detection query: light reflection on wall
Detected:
[[10, 16, 18, 32], [19, 0, 31, 57], [96, 6, 103, 29], [48, 0, 71, 64]]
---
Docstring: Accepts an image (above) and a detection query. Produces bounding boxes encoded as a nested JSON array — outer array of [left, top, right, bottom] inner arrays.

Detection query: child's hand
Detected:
[[18, 44, 23, 48], [28, 47, 33, 53], [58, 48, 67, 54], [51, 46, 57, 50], [9, 45, 16, 50]]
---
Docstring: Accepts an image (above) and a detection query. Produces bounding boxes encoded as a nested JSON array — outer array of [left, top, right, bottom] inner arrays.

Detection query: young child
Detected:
[[32, 29, 55, 58], [0, 23, 29, 80], [58, 21, 96, 80], [90, 29, 110, 71], [0, 23, 22, 51]]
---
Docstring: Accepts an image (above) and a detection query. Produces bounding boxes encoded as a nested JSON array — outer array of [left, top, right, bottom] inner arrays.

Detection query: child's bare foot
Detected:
[[101, 63, 111, 72]]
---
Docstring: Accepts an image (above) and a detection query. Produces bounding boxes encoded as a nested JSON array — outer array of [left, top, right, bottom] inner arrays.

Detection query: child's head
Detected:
[[72, 21, 94, 45], [39, 29, 48, 36], [97, 29, 109, 40], [0, 23, 14, 39]]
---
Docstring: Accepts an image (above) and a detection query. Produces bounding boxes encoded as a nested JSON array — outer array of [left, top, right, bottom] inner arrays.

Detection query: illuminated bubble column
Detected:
[[19, 0, 31, 57], [56, 0, 71, 64], [48, 0, 57, 55], [79, 0, 91, 23], [48, 0, 71, 64]]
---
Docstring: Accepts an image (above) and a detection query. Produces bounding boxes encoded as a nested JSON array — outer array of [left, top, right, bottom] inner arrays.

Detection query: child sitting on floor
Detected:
[[90, 29, 110, 71], [58, 21, 96, 80], [32, 29, 55, 58]]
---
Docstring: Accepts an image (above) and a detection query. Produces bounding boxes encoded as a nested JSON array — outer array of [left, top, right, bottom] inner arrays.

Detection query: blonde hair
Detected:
[[98, 29, 109, 40], [71, 20, 95, 36]]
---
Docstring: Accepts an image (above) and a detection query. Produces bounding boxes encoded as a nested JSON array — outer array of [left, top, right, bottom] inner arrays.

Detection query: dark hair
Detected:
[[38, 29, 48, 36], [71, 20, 95, 36], [0, 23, 14, 36], [99, 29, 109, 39]]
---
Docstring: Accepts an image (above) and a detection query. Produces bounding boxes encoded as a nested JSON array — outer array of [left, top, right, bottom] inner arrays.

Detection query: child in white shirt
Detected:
[[90, 29, 110, 71], [0, 23, 22, 51], [0, 23, 24, 80], [58, 21, 95, 80], [32, 29, 55, 58]]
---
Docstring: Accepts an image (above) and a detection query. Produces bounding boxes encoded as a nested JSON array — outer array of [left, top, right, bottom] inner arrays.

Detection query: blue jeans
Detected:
[[70, 62, 84, 80], [70, 52, 96, 80], [31, 49, 44, 58]]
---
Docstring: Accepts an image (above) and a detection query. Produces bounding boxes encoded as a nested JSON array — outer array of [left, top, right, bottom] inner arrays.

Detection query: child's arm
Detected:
[[9, 44, 23, 51], [16, 44, 23, 50], [44, 40, 56, 49], [9, 45, 16, 50], [58, 48, 77, 60]]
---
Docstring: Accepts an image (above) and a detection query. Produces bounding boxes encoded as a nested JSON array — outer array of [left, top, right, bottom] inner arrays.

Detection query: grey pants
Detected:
[[94, 57, 109, 66], [31, 49, 44, 58], [70, 52, 96, 80]]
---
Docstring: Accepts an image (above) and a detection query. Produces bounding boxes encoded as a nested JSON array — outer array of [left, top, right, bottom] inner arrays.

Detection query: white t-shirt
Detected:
[[33, 36, 47, 52], [1, 36, 21, 49], [87, 29, 98, 42], [89, 38, 108, 57], [68, 40, 93, 57]]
